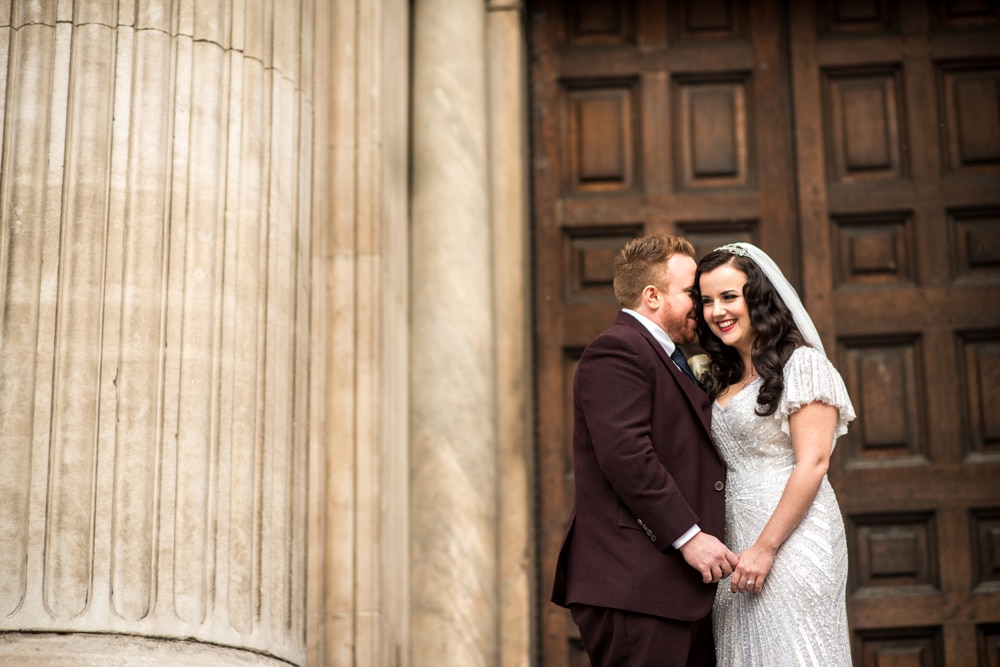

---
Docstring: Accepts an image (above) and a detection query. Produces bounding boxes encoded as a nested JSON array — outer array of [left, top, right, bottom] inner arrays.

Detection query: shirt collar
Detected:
[[621, 308, 677, 357]]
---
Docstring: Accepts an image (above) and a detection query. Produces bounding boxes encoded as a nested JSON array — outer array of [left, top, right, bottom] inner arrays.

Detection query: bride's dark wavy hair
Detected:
[[693, 249, 804, 416]]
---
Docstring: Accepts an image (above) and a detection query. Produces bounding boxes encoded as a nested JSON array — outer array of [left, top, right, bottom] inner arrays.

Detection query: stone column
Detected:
[[0, 2, 313, 664], [410, 0, 498, 665], [487, 4, 535, 667], [307, 0, 412, 665]]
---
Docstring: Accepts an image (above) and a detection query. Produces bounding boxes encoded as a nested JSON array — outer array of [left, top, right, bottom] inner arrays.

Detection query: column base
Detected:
[[0, 633, 297, 667]]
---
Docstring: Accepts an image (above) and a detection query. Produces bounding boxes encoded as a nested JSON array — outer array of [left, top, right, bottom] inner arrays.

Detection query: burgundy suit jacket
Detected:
[[551, 311, 727, 621]]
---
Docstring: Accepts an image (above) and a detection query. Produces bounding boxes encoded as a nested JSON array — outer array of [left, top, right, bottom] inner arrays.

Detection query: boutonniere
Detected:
[[687, 354, 711, 385]]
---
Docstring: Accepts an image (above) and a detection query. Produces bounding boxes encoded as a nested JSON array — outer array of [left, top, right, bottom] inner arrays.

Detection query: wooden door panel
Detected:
[[964, 336, 1000, 454], [563, 0, 635, 47], [823, 67, 907, 182], [674, 76, 752, 189], [830, 212, 917, 288], [791, 1, 1000, 665], [563, 82, 639, 194], [840, 340, 925, 462], [941, 64, 1000, 172]]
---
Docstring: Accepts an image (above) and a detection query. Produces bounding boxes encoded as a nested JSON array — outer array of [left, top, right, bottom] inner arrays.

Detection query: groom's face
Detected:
[[653, 254, 698, 345]]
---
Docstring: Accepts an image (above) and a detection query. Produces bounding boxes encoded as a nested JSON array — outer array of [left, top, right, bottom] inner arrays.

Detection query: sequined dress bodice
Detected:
[[711, 347, 855, 666]]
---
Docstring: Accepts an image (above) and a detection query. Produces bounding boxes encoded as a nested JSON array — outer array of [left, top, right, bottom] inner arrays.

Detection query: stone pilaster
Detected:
[[410, 0, 499, 665], [487, 4, 535, 666], [307, 0, 412, 665], [0, 2, 314, 664]]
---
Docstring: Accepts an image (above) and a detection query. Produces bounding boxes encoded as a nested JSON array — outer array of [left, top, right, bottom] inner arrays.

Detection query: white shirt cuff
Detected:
[[673, 524, 701, 549]]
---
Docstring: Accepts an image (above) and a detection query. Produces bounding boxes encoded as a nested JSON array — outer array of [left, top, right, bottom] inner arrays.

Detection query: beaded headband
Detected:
[[715, 243, 751, 258]]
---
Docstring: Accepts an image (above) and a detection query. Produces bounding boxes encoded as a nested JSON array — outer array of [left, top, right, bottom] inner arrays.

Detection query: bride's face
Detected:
[[699, 264, 754, 355]]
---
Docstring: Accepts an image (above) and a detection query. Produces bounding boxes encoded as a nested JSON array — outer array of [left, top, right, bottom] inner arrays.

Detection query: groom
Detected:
[[551, 234, 735, 666]]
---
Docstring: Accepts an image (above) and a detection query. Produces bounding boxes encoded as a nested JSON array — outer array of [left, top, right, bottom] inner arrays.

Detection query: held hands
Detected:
[[731, 542, 776, 595], [678, 532, 739, 584]]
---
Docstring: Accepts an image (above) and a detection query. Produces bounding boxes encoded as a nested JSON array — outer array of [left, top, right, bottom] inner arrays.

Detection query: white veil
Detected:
[[714, 243, 826, 356]]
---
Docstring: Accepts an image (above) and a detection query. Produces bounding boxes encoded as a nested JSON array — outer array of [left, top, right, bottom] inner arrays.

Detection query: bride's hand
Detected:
[[731, 543, 775, 595]]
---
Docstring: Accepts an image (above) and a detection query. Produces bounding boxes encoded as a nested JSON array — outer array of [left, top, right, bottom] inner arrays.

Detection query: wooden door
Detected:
[[530, 1, 1000, 666], [788, 2, 1000, 665], [530, 1, 798, 664]]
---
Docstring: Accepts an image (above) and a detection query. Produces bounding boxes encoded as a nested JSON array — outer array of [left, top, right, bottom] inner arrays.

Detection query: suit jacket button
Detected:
[[714, 481, 724, 491]]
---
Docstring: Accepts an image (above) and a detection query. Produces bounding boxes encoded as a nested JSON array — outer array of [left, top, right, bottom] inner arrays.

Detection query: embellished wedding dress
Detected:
[[712, 346, 856, 666]]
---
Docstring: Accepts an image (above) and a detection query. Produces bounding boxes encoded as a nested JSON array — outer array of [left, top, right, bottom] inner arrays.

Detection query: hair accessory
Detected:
[[715, 242, 826, 356], [715, 243, 751, 258]]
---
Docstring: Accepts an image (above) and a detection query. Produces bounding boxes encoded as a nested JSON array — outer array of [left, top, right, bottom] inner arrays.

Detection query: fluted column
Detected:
[[0, 2, 313, 664], [410, 0, 498, 665]]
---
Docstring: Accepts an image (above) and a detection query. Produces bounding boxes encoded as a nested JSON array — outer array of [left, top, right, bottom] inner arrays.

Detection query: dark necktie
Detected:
[[670, 348, 698, 384]]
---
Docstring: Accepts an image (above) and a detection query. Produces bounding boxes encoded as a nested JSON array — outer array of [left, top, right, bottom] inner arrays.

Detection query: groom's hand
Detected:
[[678, 532, 739, 584]]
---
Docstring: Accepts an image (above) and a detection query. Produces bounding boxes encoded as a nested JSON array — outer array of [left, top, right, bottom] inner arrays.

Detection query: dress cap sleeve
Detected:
[[775, 346, 856, 447]]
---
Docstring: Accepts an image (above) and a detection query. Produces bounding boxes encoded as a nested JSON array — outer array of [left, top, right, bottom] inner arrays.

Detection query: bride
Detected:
[[694, 243, 856, 666]]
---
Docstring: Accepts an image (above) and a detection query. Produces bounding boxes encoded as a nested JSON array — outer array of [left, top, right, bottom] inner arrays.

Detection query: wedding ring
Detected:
[[746, 580, 755, 585]]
